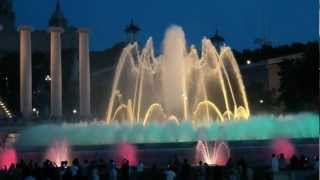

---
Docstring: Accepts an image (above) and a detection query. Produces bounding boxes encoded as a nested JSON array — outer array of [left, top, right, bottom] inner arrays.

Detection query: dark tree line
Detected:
[[278, 42, 318, 112], [234, 42, 311, 65]]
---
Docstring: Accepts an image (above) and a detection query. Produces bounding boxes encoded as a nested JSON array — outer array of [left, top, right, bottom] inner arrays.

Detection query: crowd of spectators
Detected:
[[271, 153, 319, 172], [0, 153, 318, 180]]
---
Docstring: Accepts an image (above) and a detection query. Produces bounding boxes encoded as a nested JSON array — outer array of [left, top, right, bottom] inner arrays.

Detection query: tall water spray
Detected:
[[271, 138, 296, 160], [114, 142, 138, 166], [45, 139, 71, 166], [0, 147, 17, 169], [106, 25, 250, 125], [195, 140, 230, 166]]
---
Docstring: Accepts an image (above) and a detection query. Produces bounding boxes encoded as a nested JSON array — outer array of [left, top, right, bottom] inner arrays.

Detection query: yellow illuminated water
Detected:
[[106, 26, 250, 125]]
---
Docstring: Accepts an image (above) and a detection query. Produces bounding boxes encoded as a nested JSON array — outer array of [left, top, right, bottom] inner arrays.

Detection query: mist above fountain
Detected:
[[106, 25, 250, 125]]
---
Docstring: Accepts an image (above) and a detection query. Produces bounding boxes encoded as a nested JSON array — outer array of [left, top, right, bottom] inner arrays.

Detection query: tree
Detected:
[[278, 42, 318, 112]]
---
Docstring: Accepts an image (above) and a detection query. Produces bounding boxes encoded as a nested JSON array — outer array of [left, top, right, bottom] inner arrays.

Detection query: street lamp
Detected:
[[45, 75, 51, 81]]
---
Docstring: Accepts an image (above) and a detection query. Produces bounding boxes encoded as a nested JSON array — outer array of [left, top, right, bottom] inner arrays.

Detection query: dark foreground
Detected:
[[0, 138, 317, 179], [17, 138, 318, 167], [0, 155, 319, 180]]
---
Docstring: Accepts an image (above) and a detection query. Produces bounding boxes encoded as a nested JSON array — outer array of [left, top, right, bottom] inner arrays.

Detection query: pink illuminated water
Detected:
[[0, 147, 17, 169], [271, 138, 295, 160], [195, 140, 230, 166], [45, 139, 71, 166], [114, 142, 138, 166]]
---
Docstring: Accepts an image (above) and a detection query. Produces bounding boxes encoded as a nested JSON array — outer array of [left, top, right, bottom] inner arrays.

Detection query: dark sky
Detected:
[[13, 0, 317, 51]]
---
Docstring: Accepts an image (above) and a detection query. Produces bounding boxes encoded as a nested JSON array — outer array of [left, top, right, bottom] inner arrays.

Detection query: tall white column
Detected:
[[78, 28, 91, 117], [49, 27, 63, 118], [18, 26, 32, 119]]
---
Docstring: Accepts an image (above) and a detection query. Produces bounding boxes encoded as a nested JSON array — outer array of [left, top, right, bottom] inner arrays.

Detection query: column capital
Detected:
[[77, 28, 89, 34], [18, 26, 33, 32], [48, 26, 64, 33]]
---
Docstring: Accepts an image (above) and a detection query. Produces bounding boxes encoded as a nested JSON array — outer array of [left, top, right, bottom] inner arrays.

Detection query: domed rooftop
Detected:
[[48, 0, 69, 28], [0, 0, 13, 15]]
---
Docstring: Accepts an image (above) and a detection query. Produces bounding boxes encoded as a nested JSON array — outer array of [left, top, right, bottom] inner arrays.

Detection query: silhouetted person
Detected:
[[226, 157, 236, 171], [24, 168, 36, 180], [172, 154, 181, 173], [204, 163, 210, 179], [246, 165, 253, 180], [108, 160, 117, 180], [59, 161, 68, 180], [80, 160, 89, 180], [98, 158, 107, 179], [196, 161, 205, 180], [91, 168, 100, 180], [120, 159, 129, 180], [299, 154, 309, 169], [89, 160, 100, 180], [71, 158, 80, 179], [290, 155, 299, 169], [271, 154, 279, 172], [238, 158, 247, 180], [137, 161, 144, 180], [151, 163, 160, 180], [164, 165, 176, 180], [180, 159, 191, 180], [278, 154, 286, 170], [314, 156, 319, 170]]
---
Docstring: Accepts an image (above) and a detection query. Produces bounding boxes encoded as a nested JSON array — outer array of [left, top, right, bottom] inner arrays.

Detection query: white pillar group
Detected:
[[18, 26, 32, 119], [78, 29, 91, 117], [18, 26, 91, 119], [49, 27, 63, 118]]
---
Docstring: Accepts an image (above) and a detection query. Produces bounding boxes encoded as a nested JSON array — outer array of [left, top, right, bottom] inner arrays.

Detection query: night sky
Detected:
[[13, 0, 317, 51]]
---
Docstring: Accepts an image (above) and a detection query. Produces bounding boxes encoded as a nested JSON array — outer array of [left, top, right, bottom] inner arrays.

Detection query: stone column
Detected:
[[49, 27, 63, 118], [78, 28, 91, 117], [18, 26, 32, 119]]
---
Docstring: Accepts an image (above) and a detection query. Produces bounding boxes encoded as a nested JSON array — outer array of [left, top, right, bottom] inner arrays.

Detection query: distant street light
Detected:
[[45, 75, 51, 81], [32, 108, 39, 117], [259, 99, 264, 104], [0, 100, 12, 119], [246, 60, 251, 65], [73, 109, 77, 114]]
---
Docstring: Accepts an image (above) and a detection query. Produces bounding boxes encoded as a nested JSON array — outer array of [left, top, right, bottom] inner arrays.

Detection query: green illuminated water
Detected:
[[17, 113, 319, 147]]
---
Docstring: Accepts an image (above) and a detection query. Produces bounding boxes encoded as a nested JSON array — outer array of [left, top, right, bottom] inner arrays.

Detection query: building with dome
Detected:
[[48, 1, 69, 29], [0, 0, 77, 57], [0, 0, 15, 32]]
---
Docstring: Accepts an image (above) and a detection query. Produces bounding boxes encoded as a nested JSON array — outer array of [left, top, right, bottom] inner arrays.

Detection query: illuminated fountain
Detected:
[[106, 25, 250, 125], [15, 26, 318, 147], [271, 138, 295, 160], [195, 140, 230, 166], [0, 147, 17, 169], [114, 142, 138, 166], [45, 139, 71, 165]]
